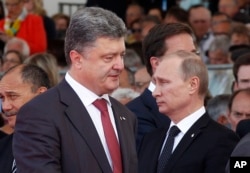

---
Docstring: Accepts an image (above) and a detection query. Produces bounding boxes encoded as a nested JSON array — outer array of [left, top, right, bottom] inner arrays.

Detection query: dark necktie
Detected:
[[93, 99, 122, 173], [157, 125, 180, 173]]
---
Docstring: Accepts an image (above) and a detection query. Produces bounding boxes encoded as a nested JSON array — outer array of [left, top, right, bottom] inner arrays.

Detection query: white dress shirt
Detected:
[[160, 106, 205, 155], [65, 73, 118, 168]]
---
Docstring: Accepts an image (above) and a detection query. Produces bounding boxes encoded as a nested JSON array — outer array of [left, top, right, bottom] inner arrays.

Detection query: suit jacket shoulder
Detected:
[[14, 80, 138, 173], [139, 113, 239, 173]]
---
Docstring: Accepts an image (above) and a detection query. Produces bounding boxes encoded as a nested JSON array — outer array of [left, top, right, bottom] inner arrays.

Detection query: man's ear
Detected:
[[37, 86, 48, 94], [217, 115, 229, 126], [150, 56, 160, 74], [188, 76, 199, 94], [69, 50, 83, 69]]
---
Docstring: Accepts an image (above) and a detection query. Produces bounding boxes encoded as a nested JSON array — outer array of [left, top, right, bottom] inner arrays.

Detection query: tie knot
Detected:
[[168, 126, 180, 137], [93, 99, 108, 112]]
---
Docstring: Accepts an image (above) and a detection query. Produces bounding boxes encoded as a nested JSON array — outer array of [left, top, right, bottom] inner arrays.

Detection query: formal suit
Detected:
[[0, 134, 13, 173], [13, 79, 138, 173], [126, 88, 170, 150], [138, 113, 239, 173], [225, 133, 250, 173]]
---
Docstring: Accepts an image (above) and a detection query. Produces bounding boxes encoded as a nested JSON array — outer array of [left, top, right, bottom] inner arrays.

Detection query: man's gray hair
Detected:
[[4, 37, 30, 58], [209, 35, 230, 56], [206, 94, 230, 121], [65, 7, 127, 65]]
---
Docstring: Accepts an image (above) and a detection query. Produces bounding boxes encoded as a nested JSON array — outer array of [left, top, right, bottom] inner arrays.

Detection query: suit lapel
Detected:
[[58, 80, 112, 172], [110, 97, 133, 173], [164, 113, 210, 172]]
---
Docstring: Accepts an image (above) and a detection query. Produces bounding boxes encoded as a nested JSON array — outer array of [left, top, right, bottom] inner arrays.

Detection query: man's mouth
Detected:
[[3, 112, 17, 118]]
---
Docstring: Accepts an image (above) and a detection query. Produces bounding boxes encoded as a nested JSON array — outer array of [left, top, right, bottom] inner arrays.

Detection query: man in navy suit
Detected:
[[126, 23, 198, 150], [13, 7, 137, 173], [138, 50, 239, 173]]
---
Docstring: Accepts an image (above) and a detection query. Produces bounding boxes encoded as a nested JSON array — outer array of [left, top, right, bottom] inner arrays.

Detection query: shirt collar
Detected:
[[65, 72, 111, 107], [169, 106, 205, 134], [148, 81, 155, 92]]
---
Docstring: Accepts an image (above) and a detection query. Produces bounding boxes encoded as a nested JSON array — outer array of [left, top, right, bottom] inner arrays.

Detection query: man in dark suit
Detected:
[[138, 50, 239, 173], [126, 23, 198, 150], [13, 7, 138, 173], [0, 64, 50, 173]]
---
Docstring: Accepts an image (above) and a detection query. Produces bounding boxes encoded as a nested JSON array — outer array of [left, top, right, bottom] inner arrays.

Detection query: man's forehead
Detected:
[[0, 73, 25, 91]]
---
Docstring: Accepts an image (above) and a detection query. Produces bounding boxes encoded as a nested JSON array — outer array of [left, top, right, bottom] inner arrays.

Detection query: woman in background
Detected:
[[25, 53, 59, 87], [24, 0, 56, 43]]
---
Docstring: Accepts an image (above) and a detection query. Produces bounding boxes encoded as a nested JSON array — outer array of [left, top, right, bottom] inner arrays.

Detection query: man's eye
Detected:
[[104, 57, 113, 62], [9, 95, 18, 100], [232, 112, 243, 118]]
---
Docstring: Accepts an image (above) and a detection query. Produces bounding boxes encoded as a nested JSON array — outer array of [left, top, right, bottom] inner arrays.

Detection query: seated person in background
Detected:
[[0, 64, 50, 173], [52, 13, 70, 40], [119, 67, 135, 89], [134, 66, 151, 94], [1, 50, 23, 72], [123, 48, 143, 73], [128, 19, 142, 44], [211, 12, 232, 35], [233, 52, 250, 91], [206, 94, 231, 128], [218, 0, 250, 24], [111, 87, 139, 105], [208, 35, 231, 64], [147, 7, 163, 22], [207, 35, 234, 96], [227, 88, 250, 131], [163, 6, 189, 25], [47, 39, 68, 72], [125, 3, 144, 30], [230, 22, 250, 46], [24, 0, 56, 43], [140, 15, 161, 41], [0, 0, 47, 55], [25, 53, 60, 87], [4, 37, 30, 59], [188, 4, 214, 64]]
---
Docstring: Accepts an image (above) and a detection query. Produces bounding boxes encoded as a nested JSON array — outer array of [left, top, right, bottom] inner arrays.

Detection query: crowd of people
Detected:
[[0, 0, 250, 172]]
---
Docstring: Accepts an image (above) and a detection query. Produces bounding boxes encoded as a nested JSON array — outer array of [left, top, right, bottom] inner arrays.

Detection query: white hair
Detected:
[[111, 88, 140, 101], [4, 37, 30, 58]]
